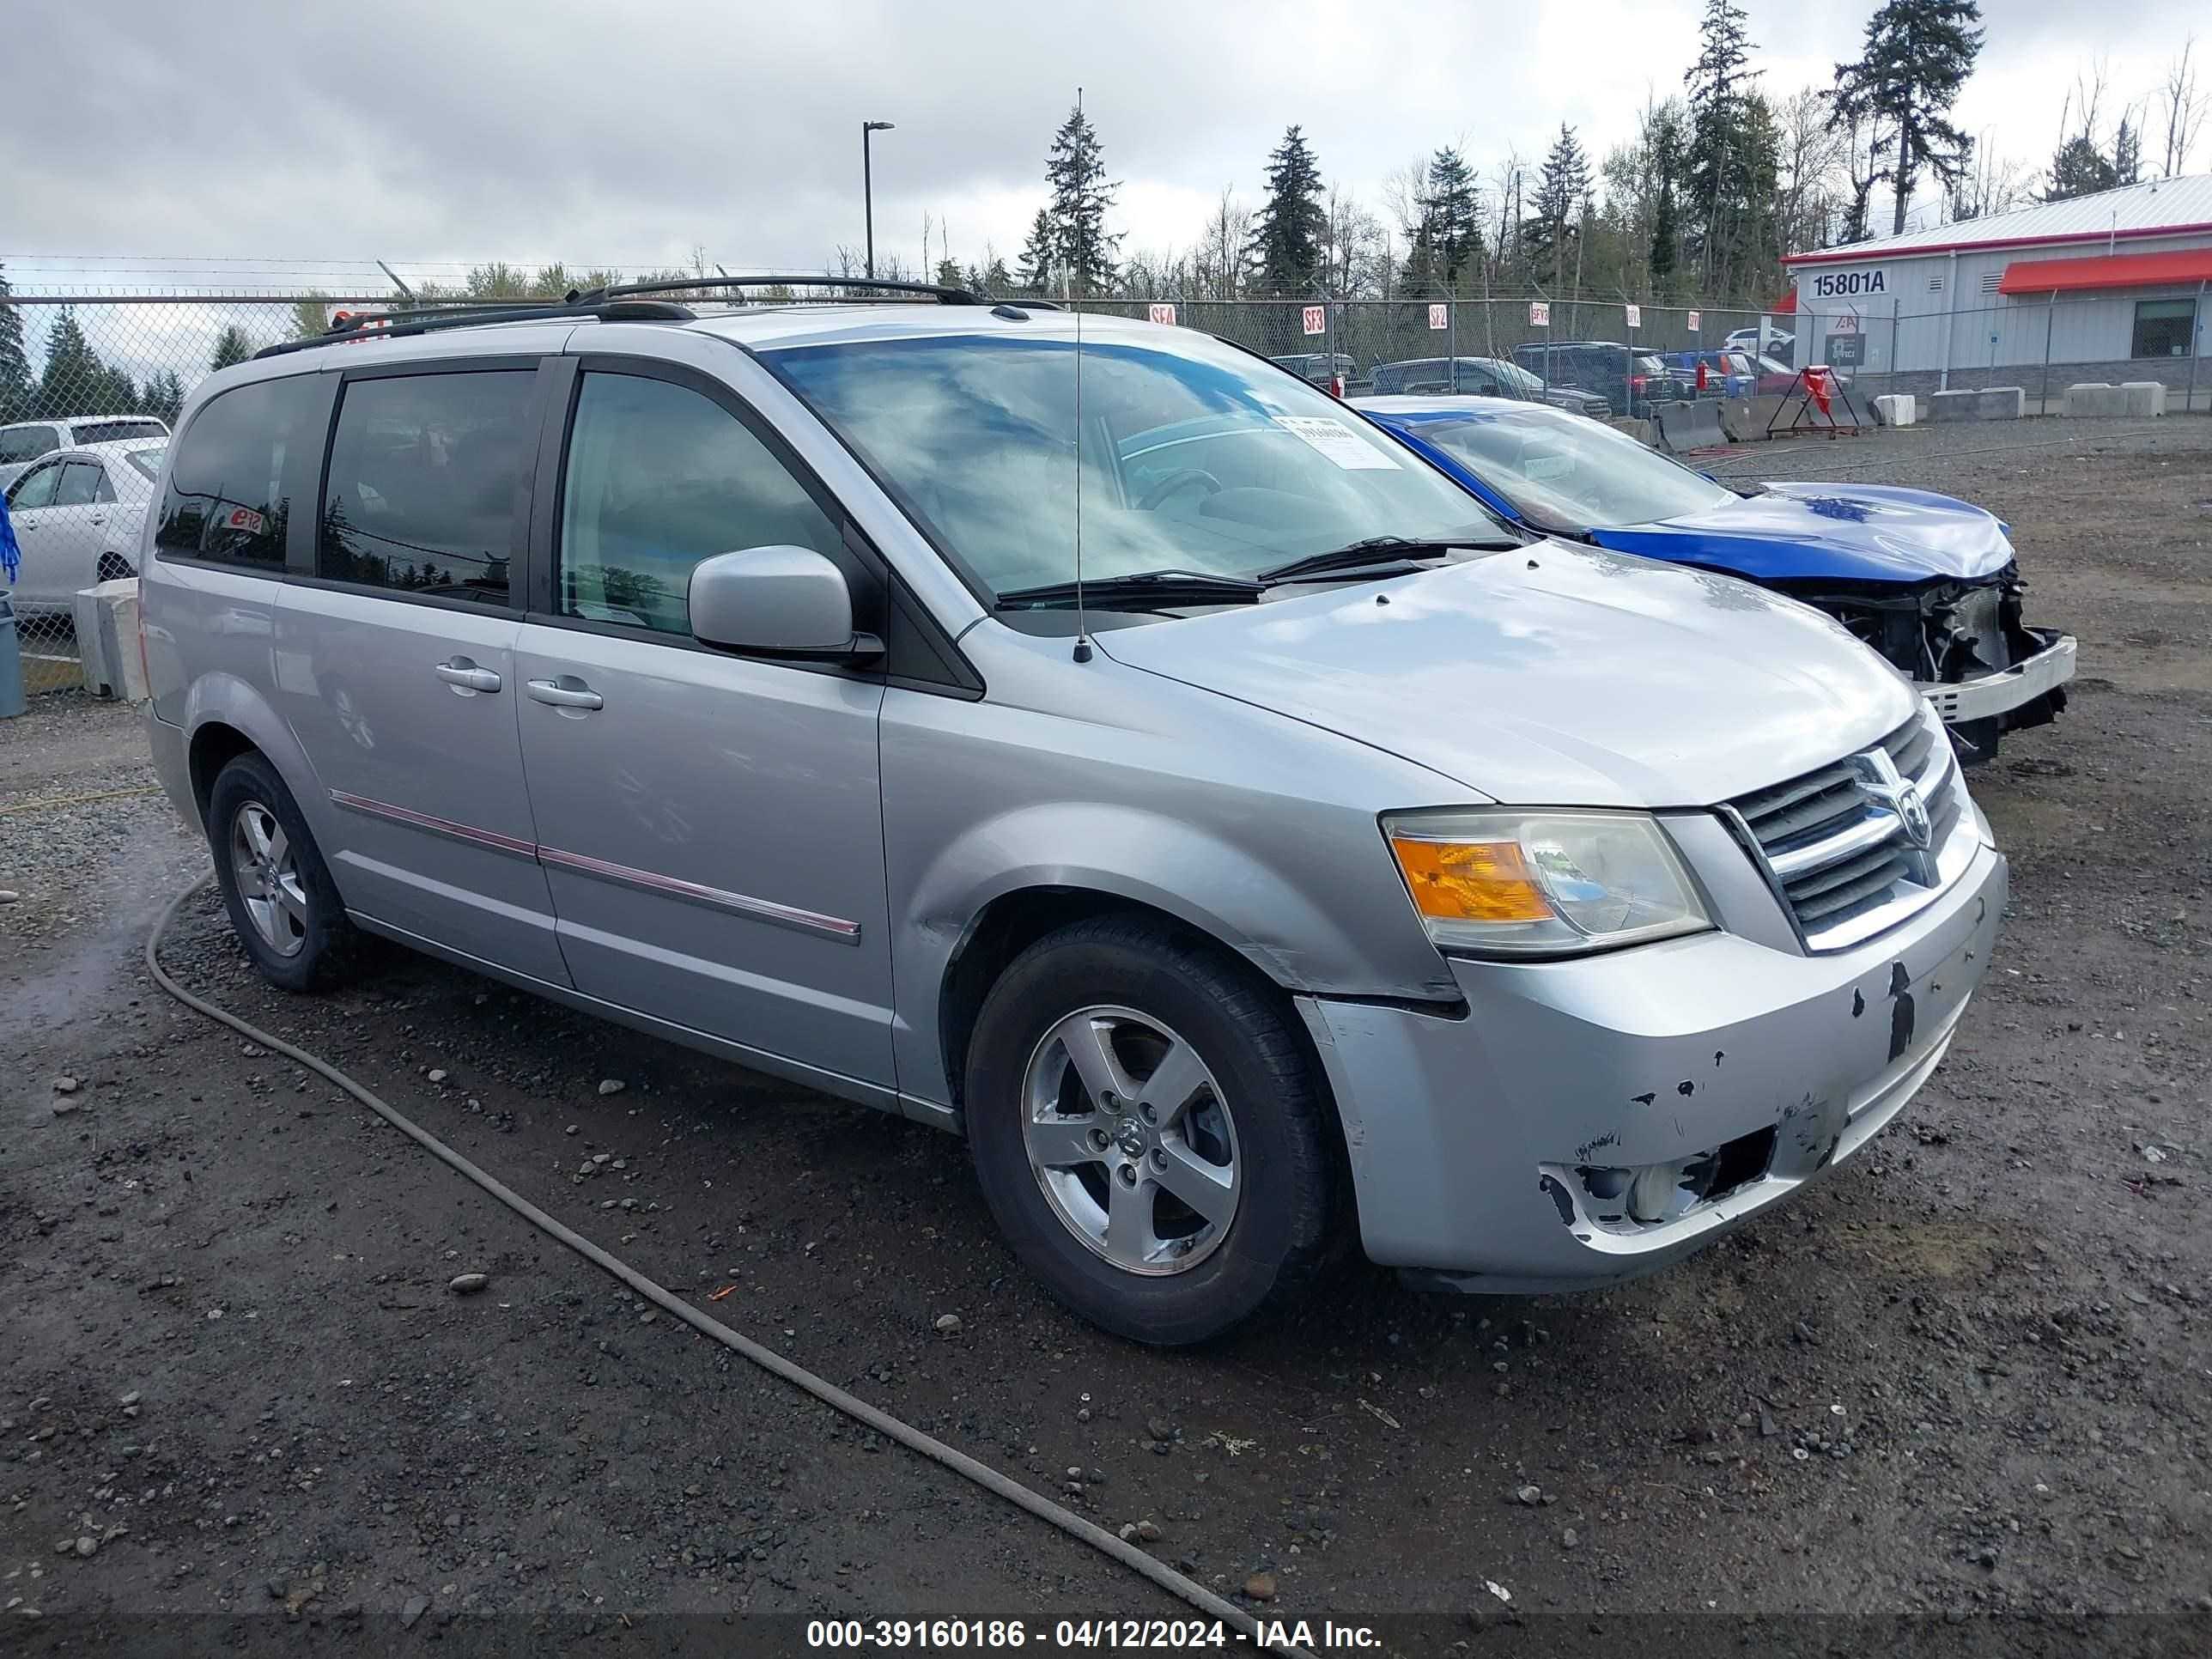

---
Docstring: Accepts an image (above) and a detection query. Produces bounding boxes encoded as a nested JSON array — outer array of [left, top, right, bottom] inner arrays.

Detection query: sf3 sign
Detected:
[[1302, 305, 1326, 337]]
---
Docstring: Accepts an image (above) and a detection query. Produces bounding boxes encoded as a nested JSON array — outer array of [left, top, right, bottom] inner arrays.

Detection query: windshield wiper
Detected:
[[1256, 533, 1523, 585], [994, 568, 1266, 611]]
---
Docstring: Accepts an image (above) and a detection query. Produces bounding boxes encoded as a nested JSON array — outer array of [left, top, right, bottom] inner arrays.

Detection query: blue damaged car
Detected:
[[1354, 395, 2075, 763]]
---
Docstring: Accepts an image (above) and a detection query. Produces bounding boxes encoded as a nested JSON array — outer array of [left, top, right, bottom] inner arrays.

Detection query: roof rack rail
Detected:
[[988, 296, 1064, 310], [252, 297, 696, 360], [248, 275, 982, 362], [570, 274, 981, 307]]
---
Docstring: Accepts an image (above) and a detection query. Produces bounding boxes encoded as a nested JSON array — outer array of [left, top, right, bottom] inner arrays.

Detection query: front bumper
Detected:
[[1917, 629, 2075, 726], [1297, 840, 2006, 1290]]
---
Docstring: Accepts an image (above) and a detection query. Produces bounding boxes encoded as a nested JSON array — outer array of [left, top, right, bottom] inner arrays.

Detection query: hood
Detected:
[[1592, 482, 2014, 584], [1095, 542, 1917, 808]]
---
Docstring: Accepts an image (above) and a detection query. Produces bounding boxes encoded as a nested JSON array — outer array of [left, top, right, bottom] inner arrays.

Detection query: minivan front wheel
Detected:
[[966, 915, 1335, 1345], [206, 751, 356, 992]]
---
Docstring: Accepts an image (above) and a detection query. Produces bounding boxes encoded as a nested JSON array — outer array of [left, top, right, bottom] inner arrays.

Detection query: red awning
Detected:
[[1771, 289, 1796, 313], [1996, 248, 2212, 295]]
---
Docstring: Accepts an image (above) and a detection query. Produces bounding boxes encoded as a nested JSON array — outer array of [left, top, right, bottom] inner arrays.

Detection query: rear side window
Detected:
[[319, 371, 532, 604], [556, 372, 842, 636], [0, 425, 59, 465], [157, 374, 318, 568], [55, 461, 112, 507], [70, 419, 166, 446]]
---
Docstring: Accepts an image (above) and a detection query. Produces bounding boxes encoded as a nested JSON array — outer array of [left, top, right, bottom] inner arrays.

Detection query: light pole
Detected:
[[862, 120, 896, 279]]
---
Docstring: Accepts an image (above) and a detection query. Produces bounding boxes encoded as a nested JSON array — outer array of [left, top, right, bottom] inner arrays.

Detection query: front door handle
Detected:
[[526, 676, 604, 711], [435, 658, 502, 693], [86, 514, 106, 526]]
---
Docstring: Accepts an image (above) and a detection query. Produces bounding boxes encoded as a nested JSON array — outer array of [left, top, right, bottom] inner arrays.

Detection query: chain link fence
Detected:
[[3, 281, 2203, 696]]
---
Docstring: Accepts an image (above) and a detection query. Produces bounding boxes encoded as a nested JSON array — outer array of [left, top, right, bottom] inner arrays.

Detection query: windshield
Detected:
[[1415, 406, 1737, 531], [769, 330, 1500, 598], [1480, 360, 1545, 395], [127, 447, 167, 483]]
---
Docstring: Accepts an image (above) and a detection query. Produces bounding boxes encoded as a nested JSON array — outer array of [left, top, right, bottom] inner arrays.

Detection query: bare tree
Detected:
[[1945, 132, 2024, 220], [2157, 35, 2208, 178], [1320, 187, 1389, 297], [1192, 188, 1250, 300], [1774, 88, 1846, 252]]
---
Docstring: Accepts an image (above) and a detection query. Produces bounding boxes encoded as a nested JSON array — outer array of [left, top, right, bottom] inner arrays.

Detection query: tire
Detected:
[[205, 750, 358, 993], [964, 915, 1336, 1346], [96, 553, 136, 583]]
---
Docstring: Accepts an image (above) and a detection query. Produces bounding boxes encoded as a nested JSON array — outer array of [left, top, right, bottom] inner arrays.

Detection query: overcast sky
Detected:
[[3, 0, 2205, 292]]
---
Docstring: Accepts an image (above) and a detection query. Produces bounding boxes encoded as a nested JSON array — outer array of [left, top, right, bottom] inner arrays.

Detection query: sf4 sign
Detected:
[[1624, 303, 1641, 330], [1301, 304, 1326, 337], [1428, 303, 1448, 330], [1147, 302, 1177, 326], [1686, 309, 1701, 331], [1528, 301, 1550, 327]]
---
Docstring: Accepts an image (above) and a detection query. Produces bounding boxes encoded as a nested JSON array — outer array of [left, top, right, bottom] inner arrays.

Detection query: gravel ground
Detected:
[[4, 417, 2210, 1653]]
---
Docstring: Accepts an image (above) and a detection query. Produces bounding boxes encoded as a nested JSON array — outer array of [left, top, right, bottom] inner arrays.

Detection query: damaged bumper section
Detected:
[[1779, 564, 2073, 759], [1296, 838, 2007, 1292]]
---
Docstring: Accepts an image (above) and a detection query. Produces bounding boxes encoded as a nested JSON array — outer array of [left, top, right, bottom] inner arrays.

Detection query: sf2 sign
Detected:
[[1428, 303, 1448, 330], [1808, 268, 1887, 299]]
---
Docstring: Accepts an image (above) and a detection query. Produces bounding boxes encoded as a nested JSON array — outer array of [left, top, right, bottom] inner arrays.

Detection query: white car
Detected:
[[1722, 326, 1794, 358], [3, 438, 167, 614], [0, 415, 170, 493]]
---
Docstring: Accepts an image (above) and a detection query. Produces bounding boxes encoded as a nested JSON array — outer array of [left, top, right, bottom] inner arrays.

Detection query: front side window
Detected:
[[1418, 407, 1737, 532], [0, 426, 59, 466], [319, 371, 532, 603], [9, 460, 63, 510], [557, 373, 842, 635], [2132, 298, 2196, 359], [127, 448, 166, 483], [769, 328, 1497, 599], [157, 374, 317, 568]]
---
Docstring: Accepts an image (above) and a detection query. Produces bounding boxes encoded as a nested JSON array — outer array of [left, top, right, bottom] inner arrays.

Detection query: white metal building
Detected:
[[1781, 175, 2212, 402]]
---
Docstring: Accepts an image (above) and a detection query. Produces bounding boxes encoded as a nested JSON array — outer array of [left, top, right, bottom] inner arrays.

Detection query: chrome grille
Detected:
[[1730, 707, 1969, 951]]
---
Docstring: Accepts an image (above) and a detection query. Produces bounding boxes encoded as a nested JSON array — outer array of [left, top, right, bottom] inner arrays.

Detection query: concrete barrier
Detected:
[[2063, 383, 2124, 416], [1872, 393, 1917, 426], [2119, 381, 2168, 416], [1606, 416, 1654, 446], [1929, 386, 2024, 422], [1655, 400, 1728, 453], [72, 579, 147, 702], [1720, 395, 1790, 442]]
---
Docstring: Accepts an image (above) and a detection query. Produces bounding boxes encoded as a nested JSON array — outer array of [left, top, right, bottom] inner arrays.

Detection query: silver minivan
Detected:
[[141, 286, 2007, 1344]]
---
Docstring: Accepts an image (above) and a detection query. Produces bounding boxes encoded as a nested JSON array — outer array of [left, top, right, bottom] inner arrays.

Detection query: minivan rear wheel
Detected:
[[965, 915, 1335, 1346], [206, 751, 357, 993]]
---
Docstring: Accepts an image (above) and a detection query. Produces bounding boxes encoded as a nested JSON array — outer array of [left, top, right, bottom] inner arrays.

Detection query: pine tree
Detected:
[[1247, 125, 1328, 296], [2113, 115, 2142, 185], [934, 257, 966, 290], [2042, 135, 2120, 202], [1683, 0, 1754, 289], [1648, 109, 1685, 290], [1403, 148, 1482, 293], [1016, 209, 1057, 293], [1833, 0, 1984, 236], [35, 310, 108, 417], [291, 292, 334, 340], [1043, 104, 1122, 297], [210, 325, 254, 373], [0, 263, 30, 423], [967, 254, 1014, 295], [142, 369, 186, 424], [1527, 125, 1592, 295]]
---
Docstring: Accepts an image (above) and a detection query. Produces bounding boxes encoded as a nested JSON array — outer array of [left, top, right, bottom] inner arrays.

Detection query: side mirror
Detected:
[[688, 546, 881, 662]]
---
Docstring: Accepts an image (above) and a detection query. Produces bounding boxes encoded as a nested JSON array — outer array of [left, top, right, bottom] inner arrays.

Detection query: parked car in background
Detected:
[[1723, 326, 1794, 358], [1664, 350, 1843, 400], [0, 415, 171, 492], [1267, 351, 1370, 397], [1370, 356, 1609, 417], [1356, 395, 2074, 761], [1509, 341, 1680, 417], [143, 290, 2006, 1346], [1, 438, 167, 613]]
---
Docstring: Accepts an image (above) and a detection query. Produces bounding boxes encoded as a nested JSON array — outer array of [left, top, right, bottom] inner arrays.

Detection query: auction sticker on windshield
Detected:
[[1273, 416, 1400, 470]]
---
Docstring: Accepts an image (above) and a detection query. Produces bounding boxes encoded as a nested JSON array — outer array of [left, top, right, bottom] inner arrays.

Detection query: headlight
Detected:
[[1382, 809, 1711, 957]]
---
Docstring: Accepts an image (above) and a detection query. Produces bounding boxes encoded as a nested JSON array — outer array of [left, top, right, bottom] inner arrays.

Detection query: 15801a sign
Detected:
[[1808, 268, 1887, 299]]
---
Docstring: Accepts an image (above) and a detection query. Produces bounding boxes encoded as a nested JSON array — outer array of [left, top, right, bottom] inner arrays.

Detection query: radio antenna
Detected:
[[1070, 85, 1092, 665]]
